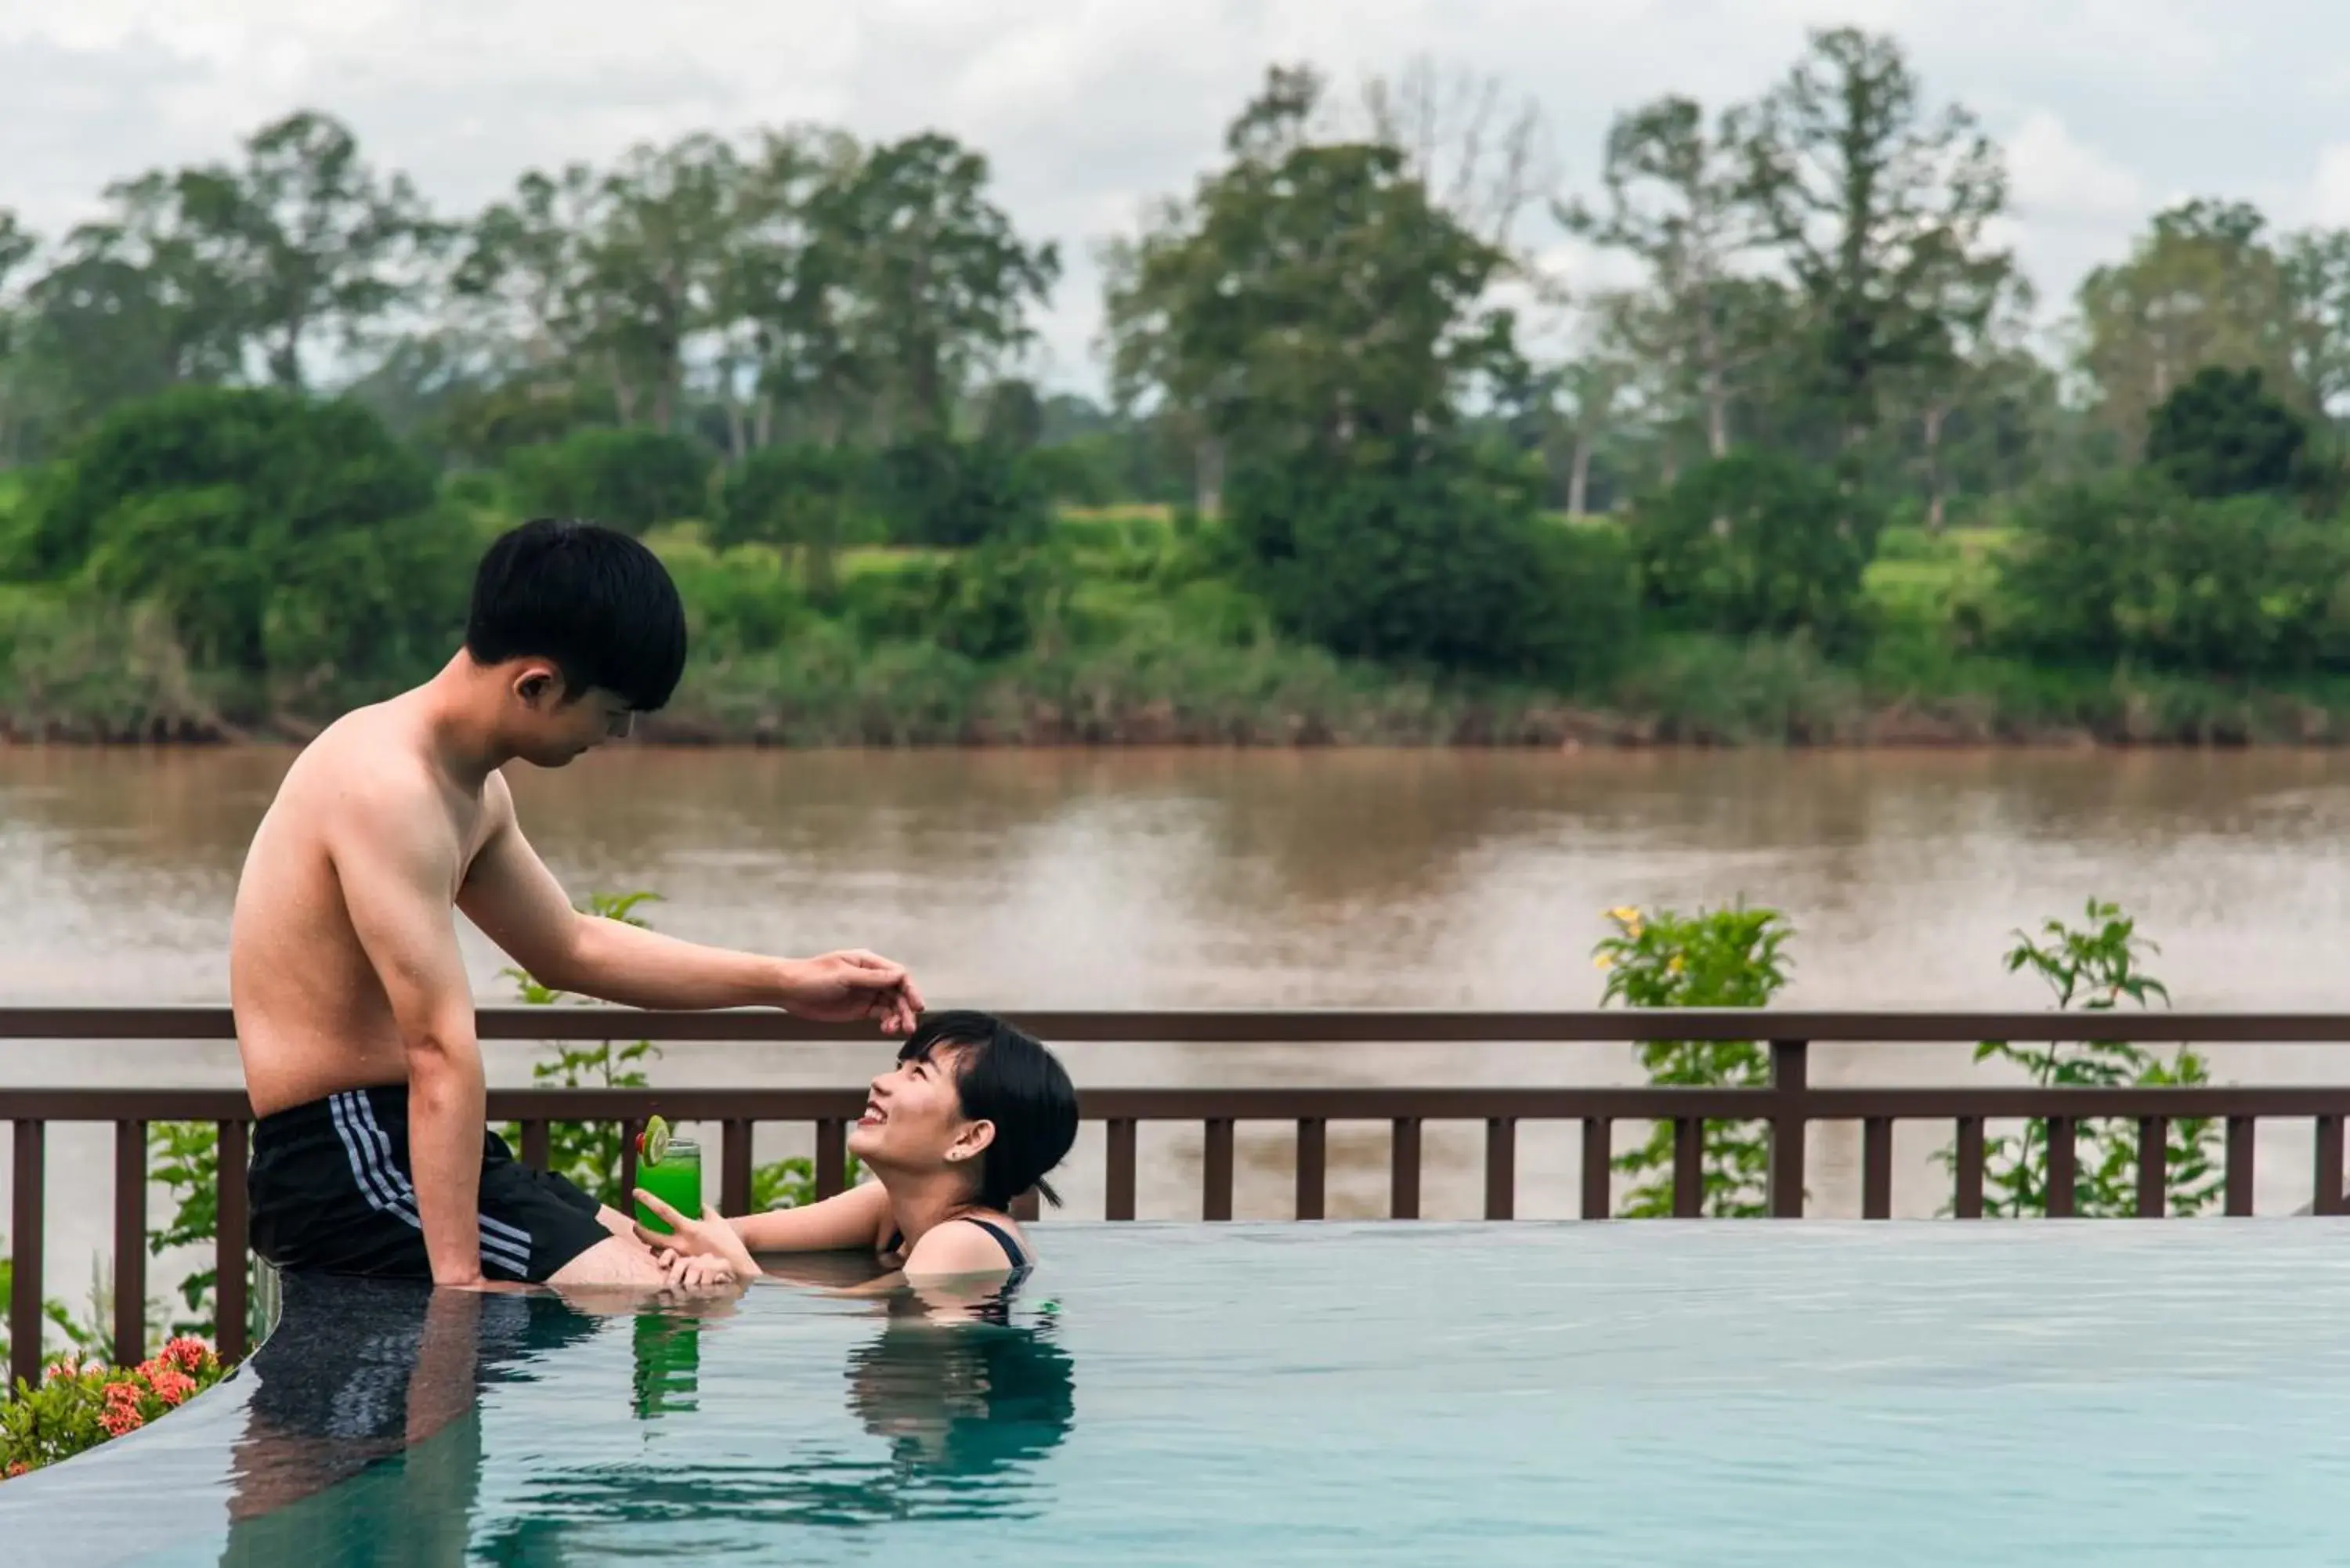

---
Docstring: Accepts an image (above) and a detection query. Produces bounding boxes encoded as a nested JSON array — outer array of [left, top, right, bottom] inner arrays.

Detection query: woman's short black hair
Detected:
[[464, 517, 689, 712], [899, 1010, 1079, 1212]]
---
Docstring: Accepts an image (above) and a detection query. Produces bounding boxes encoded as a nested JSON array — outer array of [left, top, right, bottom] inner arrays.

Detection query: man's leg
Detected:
[[545, 1233, 672, 1288]]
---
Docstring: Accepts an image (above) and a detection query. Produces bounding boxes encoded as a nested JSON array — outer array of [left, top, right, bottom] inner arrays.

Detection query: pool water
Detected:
[[8, 1222, 2350, 1565]]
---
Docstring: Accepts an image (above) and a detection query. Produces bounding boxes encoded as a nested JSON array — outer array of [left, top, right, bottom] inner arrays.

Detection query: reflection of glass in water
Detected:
[[631, 1311, 703, 1419]]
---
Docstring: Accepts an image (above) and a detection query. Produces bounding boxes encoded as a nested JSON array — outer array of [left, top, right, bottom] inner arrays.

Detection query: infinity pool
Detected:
[[8, 1222, 2350, 1564]]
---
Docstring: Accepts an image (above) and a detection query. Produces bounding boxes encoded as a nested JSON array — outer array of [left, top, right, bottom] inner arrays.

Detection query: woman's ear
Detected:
[[947, 1118, 998, 1163]]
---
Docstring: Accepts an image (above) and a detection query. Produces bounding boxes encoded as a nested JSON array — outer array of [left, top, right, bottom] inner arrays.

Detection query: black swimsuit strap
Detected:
[[883, 1217, 1027, 1270]]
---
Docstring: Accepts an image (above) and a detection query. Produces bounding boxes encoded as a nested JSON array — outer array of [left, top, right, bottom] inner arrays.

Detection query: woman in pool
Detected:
[[637, 1010, 1079, 1287]]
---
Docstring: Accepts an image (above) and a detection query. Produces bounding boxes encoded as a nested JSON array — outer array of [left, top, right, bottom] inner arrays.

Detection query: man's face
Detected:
[[508, 667, 635, 768]]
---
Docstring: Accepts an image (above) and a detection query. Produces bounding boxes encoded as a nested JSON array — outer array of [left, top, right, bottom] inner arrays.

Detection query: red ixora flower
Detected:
[[4, 1461, 27, 1479], [143, 1367, 197, 1407], [98, 1403, 144, 1438], [159, 1338, 212, 1375]]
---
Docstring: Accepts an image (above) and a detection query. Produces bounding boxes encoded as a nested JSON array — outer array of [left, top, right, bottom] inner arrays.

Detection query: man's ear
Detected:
[[512, 663, 564, 707]]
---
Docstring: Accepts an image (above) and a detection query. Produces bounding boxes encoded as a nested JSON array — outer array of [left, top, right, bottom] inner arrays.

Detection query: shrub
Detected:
[[26, 388, 472, 700], [2145, 365, 2308, 500], [1593, 902, 1795, 1218], [1, 1339, 229, 1479], [1629, 449, 1885, 650], [868, 434, 1050, 548], [1227, 443, 1631, 681], [1996, 475, 2350, 675], [504, 427, 715, 533]]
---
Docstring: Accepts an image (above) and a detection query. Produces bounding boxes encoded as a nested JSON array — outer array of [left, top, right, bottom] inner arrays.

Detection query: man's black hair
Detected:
[[464, 518, 688, 712], [898, 1010, 1079, 1212]]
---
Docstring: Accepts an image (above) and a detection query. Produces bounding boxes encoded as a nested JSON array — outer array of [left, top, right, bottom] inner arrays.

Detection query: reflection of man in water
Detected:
[[217, 1273, 598, 1566]]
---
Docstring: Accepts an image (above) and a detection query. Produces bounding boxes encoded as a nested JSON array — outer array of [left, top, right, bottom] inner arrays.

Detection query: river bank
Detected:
[[11, 641, 2350, 749]]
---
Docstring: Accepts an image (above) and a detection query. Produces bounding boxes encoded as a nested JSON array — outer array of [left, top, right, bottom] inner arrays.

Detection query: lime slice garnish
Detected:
[[642, 1115, 671, 1167]]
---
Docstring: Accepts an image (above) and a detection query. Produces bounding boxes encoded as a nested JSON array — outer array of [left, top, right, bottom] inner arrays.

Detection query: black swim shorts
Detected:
[[247, 1085, 613, 1283]]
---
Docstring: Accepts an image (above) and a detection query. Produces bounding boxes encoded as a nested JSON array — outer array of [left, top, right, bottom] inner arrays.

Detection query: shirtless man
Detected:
[[230, 518, 923, 1292]]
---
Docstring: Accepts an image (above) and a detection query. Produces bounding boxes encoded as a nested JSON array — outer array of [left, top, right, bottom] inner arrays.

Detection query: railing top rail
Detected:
[[7, 1006, 2350, 1044], [7, 1084, 2350, 1122]]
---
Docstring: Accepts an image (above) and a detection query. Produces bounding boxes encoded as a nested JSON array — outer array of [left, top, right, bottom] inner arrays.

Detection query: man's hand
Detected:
[[776, 949, 924, 1035]]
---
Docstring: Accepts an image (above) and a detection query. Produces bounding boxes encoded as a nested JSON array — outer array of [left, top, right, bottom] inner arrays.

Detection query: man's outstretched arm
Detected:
[[331, 788, 486, 1288], [457, 775, 924, 1031]]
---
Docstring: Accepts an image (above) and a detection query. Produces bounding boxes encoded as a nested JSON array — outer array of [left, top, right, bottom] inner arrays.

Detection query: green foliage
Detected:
[[147, 1121, 225, 1335], [504, 427, 715, 533], [1227, 443, 1634, 681], [18, 388, 472, 706], [2144, 365, 2308, 499], [1631, 449, 1885, 649], [1, 1338, 229, 1479], [0, 1255, 105, 1367], [1996, 475, 2350, 676], [1593, 901, 1796, 1218], [714, 443, 874, 586], [867, 433, 1050, 548], [1941, 901, 2221, 1219], [652, 535, 808, 659]]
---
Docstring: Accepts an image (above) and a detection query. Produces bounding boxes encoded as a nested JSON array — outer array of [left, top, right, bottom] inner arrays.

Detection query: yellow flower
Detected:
[[1606, 905, 1642, 927], [1667, 953, 1686, 974], [1593, 953, 1615, 970]]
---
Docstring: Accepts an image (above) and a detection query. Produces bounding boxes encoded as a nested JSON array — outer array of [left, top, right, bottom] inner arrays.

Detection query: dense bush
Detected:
[[2145, 366, 2308, 500], [715, 443, 873, 552], [18, 388, 474, 697], [868, 433, 1050, 547], [1996, 475, 2350, 675], [1629, 450, 1885, 650], [1227, 443, 1632, 682], [504, 427, 714, 533]]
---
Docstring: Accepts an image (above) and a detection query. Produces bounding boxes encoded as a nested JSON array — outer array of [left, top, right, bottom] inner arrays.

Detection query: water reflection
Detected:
[[504, 1280, 1075, 1538], [216, 1275, 599, 1566]]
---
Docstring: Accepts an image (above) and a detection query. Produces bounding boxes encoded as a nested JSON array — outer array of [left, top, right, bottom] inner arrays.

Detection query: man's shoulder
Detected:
[[288, 715, 453, 829]]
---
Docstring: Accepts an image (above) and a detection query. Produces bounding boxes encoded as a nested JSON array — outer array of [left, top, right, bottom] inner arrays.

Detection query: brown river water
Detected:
[[8, 745, 2350, 1311]]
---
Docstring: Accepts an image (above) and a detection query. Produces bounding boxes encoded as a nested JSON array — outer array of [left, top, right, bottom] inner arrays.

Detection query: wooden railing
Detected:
[[12, 1007, 2350, 1392]]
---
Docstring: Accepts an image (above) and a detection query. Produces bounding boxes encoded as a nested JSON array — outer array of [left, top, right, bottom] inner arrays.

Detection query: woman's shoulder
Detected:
[[906, 1211, 1032, 1274]]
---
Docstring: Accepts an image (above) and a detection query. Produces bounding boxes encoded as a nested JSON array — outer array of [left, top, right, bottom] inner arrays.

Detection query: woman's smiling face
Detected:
[[848, 1042, 992, 1176]]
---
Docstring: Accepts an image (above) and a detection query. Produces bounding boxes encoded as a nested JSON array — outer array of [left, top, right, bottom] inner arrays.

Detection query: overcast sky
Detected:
[[5, 0, 2346, 394]]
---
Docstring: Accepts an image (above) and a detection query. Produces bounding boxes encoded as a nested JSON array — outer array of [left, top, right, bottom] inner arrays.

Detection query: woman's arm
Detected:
[[729, 1180, 891, 1253]]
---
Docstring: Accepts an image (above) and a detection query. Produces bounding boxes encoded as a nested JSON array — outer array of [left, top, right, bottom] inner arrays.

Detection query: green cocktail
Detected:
[[634, 1132, 702, 1237]]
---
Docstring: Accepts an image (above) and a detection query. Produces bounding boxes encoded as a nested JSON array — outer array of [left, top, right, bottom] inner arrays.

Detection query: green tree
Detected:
[[504, 426, 714, 532], [2079, 201, 2302, 449], [2144, 364, 2308, 499], [1562, 96, 1767, 461], [1630, 448, 1884, 646], [174, 110, 443, 389], [1737, 28, 2014, 446], [31, 388, 473, 702], [815, 133, 1059, 438]]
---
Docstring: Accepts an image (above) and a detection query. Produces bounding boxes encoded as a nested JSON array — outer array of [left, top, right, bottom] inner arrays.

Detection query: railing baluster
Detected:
[[11, 1120, 45, 1393], [1862, 1118, 1893, 1219], [2225, 1116, 2256, 1216], [215, 1120, 249, 1363], [2316, 1115, 2345, 1218], [1203, 1118, 1235, 1221], [1390, 1118, 1422, 1219], [814, 1120, 846, 1201], [2135, 1117, 2167, 1219], [1581, 1118, 1611, 1219], [2048, 1118, 2077, 1218], [1106, 1119, 1137, 1221], [1484, 1118, 1516, 1220], [1954, 1115, 1985, 1219], [1671, 1118, 1703, 1219], [1295, 1118, 1326, 1221], [1012, 1189, 1042, 1221], [720, 1119, 754, 1215], [519, 1119, 550, 1172], [1770, 1041, 1808, 1219], [618, 1118, 641, 1208], [114, 1119, 146, 1367]]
